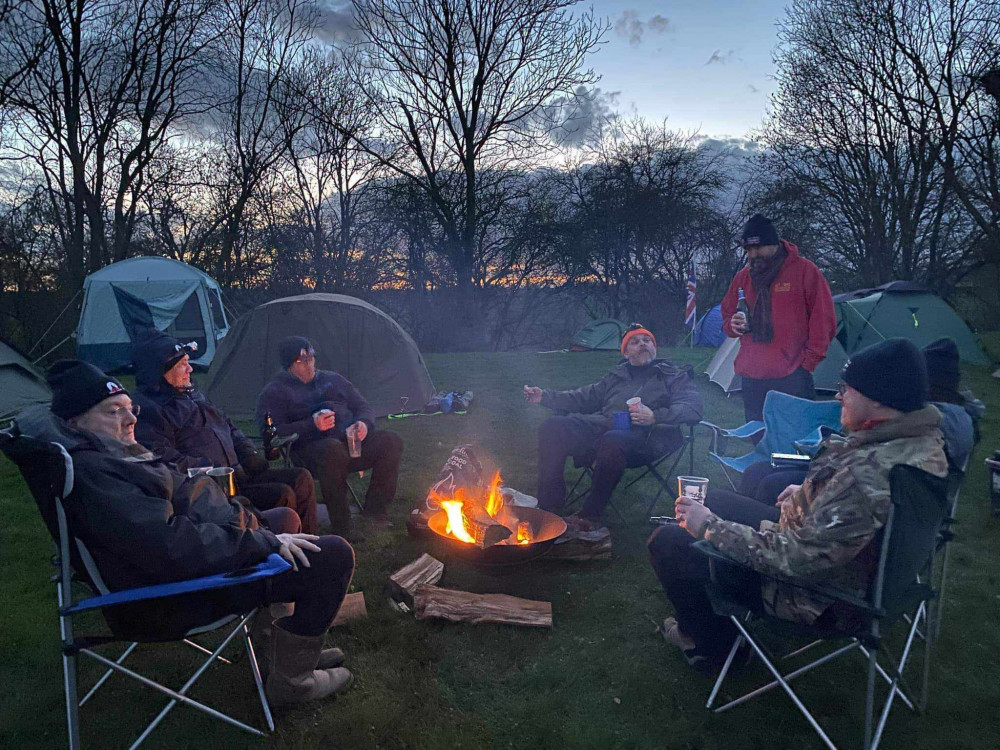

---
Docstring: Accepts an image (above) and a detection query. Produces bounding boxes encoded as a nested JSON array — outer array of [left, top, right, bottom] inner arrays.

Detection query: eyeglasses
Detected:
[[295, 353, 316, 364], [106, 404, 140, 420], [837, 381, 848, 397]]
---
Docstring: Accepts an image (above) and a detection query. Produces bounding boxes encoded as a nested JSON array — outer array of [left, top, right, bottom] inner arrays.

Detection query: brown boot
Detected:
[[265, 618, 353, 707], [251, 606, 345, 682]]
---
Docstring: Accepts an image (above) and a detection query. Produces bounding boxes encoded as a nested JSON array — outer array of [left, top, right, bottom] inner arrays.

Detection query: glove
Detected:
[[238, 446, 270, 478]]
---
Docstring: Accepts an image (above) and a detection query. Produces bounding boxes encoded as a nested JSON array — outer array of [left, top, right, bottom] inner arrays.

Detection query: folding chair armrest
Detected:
[[61, 554, 292, 615]]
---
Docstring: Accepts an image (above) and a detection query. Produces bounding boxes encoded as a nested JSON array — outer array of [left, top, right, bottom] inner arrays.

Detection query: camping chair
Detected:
[[565, 424, 697, 521], [694, 464, 949, 750], [928, 456, 969, 641], [700, 391, 842, 490], [264, 432, 366, 513], [0, 430, 291, 749]]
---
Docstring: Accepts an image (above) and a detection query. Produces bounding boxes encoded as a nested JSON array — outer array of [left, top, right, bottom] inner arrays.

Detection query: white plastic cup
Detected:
[[186, 466, 211, 478], [677, 475, 709, 504], [347, 427, 362, 458], [626, 397, 642, 411]]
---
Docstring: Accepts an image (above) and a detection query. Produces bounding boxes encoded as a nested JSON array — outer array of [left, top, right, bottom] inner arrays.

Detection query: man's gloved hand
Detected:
[[239, 446, 270, 478]]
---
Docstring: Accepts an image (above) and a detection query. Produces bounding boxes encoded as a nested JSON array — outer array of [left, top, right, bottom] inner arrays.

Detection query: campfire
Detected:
[[430, 471, 535, 548]]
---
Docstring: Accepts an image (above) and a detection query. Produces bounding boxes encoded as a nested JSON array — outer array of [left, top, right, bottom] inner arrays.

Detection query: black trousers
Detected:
[[739, 462, 809, 505], [293, 430, 404, 536], [536, 416, 684, 520], [647, 490, 779, 659], [741, 366, 815, 424], [239, 466, 319, 534]]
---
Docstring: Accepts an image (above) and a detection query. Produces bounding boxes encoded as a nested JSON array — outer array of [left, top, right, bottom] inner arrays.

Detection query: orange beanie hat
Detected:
[[621, 327, 656, 355]]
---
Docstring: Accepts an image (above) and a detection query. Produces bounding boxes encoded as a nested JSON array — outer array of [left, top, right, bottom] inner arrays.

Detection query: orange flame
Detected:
[[431, 470, 534, 546]]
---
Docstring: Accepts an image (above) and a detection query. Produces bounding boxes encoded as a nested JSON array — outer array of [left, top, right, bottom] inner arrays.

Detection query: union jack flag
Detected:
[[684, 263, 697, 328]]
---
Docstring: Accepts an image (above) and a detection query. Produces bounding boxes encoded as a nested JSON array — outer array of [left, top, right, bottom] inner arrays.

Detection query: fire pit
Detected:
[[426, 471, 567, 567]]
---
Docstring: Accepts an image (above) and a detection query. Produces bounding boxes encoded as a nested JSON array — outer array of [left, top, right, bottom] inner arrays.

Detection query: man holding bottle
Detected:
[[721, 214, 836, 422]]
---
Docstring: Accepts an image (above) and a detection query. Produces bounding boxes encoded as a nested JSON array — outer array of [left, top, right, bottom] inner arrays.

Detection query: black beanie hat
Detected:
[[923, 338, 962, 403], [47, 360, 128, 421], [841, 339, 927, 413], [741, 214, 780, 247], [279, 336, 314, 369]]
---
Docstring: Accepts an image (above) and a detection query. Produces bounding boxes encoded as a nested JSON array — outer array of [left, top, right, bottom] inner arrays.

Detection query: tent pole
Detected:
[[27, 289, 81, 356], [32, 334, 75, 366]]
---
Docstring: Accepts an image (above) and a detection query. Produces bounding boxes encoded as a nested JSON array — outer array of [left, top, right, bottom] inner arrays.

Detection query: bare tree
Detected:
[[349, 0, 607, 295]]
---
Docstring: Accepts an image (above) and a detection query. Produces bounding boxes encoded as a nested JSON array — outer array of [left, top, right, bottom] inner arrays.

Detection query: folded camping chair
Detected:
[[0, 429, 291, 749], [565, 423, 696, 521], [694, 464, 949, 750], [700, 391, 842, 490]]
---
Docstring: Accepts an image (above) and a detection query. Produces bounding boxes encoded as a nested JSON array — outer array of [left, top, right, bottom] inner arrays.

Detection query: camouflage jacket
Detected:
[[701, 405, 948, 624]]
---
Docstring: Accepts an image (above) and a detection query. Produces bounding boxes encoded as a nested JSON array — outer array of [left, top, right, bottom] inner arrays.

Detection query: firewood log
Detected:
[[413, 584, 552, 628], [386, 553, 445, 607], [461, 504, 512, 548], [330, 591, 367, 626]]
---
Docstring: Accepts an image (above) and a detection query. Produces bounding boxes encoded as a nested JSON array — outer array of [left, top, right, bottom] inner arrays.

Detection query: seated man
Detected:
[[130, 328, 319, 534], [648, 339, 948, 670], [18, 360, 355, 706], [524, 324, 702, 527], [256, 336, 404, 540]]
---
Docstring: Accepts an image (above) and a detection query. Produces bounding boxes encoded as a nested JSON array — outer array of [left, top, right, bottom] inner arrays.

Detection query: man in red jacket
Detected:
[[721, 214, 836, 422]]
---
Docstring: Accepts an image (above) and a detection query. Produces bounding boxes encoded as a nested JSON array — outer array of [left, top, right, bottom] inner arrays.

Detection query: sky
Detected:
[[587, 0, 790, 139]]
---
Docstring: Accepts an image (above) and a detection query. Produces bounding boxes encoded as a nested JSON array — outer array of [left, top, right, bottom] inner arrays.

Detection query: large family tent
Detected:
[[0, 341, 51, 419], [76, 257, 230, 371], [571, 319, 627, 351], [833, 281, 989, 364], [693, 304, 725, 347], [205, 293, 435, 418], [705, 336, 848, 394]]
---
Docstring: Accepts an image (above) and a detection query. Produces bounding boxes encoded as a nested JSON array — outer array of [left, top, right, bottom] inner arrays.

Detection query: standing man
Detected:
[[256, 336, 404, 541], [131, 328, 319, 534], [721, 214, 836, 423]]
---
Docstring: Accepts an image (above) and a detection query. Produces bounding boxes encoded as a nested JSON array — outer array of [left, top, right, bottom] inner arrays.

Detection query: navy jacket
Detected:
[[256, 369, 376, 446], [131, 329, 262, 473]]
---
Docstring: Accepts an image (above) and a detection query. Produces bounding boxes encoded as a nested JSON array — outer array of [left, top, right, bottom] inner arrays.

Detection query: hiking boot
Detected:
[[250, 605, 345, 682], [658, 616, 697, 652], [265, 619, 353, 707], [564, 514, 603, 532]]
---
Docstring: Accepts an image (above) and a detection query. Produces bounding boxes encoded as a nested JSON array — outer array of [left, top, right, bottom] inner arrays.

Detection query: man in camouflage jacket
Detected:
[[649, 338, 947, 668]]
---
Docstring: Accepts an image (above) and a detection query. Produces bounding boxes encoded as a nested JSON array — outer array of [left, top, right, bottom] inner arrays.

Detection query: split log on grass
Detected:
[[462, 504, 512, 548], [413, 584, 552, 628], [331, 591, 367, 627], [386, 553, 445, 606]]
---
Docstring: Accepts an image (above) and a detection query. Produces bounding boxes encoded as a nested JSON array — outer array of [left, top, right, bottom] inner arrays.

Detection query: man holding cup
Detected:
[[647, 339, 948, 671], [524, 324, 702, 529], [720, 214, 836, 423], [256, 336, 403, 540]]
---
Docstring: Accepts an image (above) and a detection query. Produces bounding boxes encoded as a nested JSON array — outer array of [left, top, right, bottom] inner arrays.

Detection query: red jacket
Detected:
[[721, 239, 836, 379]]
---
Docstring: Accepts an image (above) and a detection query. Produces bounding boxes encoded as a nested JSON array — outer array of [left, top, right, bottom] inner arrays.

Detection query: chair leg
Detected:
[[80, 642, 140, 706], [63, 649, 81, 750], [870, 604, 927, 750], [243, 616, 275, 732], [706, 633, 744, 709]]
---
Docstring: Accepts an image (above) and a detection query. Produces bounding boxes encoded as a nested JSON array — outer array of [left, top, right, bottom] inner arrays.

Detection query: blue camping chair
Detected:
[[0, 429, 291, 749], [700, 391, 843, 489]]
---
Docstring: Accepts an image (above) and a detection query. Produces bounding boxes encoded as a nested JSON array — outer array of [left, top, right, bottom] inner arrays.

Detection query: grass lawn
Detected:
[[2, 347, 998, 749]]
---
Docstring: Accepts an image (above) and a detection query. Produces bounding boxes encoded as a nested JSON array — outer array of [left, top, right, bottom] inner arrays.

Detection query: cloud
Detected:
[[705, 49, 737, 66], [314, 1, 359, 45], [614, 10, 672, 47], [544, 86, 622, 146]]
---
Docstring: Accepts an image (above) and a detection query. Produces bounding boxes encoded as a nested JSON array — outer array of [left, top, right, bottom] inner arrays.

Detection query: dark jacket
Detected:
[[131, 331, 263, 475], [16, 405, 280, 638], [256, 369, 376, 446], [541, 359, 702, 433]]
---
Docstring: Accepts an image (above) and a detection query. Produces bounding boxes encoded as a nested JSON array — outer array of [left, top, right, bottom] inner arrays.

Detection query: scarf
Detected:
[[747, 245, 787, 343]]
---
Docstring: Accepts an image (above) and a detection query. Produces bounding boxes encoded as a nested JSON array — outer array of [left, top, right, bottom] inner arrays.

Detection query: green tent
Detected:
[[834, 281, 989, 365], [1, 341, 51, 419], [571, 319, 626, 351]]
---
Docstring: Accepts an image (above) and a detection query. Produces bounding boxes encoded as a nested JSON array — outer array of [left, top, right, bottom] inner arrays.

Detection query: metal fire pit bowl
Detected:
[[427, 505, 567, 568]]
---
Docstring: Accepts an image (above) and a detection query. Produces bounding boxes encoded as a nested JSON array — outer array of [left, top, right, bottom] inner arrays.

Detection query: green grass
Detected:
[[2, 348, 999, 749]]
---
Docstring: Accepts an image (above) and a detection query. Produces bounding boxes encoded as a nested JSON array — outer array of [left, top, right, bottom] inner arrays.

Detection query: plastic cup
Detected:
[[612, 411, 631, 431], [186, 466, 211, 478], [347, 427, 362, 458], [677, 475, 709, 504], [626, 397, 642, 408], [207, 466, 236, 497]]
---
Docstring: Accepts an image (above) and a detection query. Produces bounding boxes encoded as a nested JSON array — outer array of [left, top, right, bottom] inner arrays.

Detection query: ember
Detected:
[[429, 471, 534, 548]]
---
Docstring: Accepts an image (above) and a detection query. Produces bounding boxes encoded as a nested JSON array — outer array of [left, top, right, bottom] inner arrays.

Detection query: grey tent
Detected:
[[1, 341, 51, 419], [834, 281, 989, 364], [572, 319, 627, 351], [204, 293, 435, 418], [705, 336, 848, 394], [76, 257, 230, 371]]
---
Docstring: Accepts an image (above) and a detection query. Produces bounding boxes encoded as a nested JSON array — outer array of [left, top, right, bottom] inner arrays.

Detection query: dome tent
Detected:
[[204, 293, 435, 419], [571, 319, 627, 351], [694, 304, 724, 347], [0, 341, 51, 419], [76, 257, 229, 371], [705, 336, 849, 394]]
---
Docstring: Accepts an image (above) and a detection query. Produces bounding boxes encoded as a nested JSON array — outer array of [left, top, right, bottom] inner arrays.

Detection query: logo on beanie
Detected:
[[106, 381, 123, 395], [744, 235, 760, 245]]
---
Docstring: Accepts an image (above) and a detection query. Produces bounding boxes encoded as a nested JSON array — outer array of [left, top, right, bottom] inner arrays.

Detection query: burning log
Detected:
[[330, 591, 367, 627], [461, 502, 512, 548], [413, 584, 552, 628], [386, 553, 445, 607]]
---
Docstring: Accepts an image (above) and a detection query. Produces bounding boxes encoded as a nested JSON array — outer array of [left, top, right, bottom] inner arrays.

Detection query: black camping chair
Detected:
[[694, 464, 949, 750], [565, 423, 696, 521], [260, 431, 366, 513], [0, 429, 290, 749]]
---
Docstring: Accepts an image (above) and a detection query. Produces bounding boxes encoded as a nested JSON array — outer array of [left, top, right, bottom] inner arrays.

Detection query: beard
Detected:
[[628, 349, 655, 366]]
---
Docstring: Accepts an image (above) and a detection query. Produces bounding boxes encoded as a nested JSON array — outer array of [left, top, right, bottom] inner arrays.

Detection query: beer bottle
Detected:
[[737, 288, 752, 332], [262, 412, 280, 461]]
